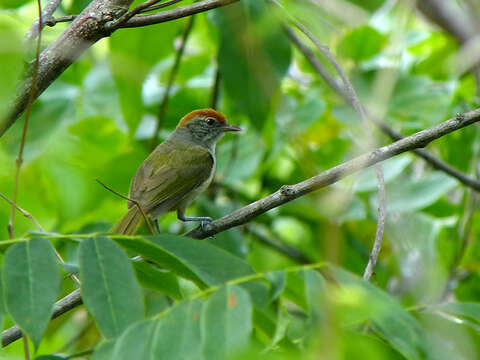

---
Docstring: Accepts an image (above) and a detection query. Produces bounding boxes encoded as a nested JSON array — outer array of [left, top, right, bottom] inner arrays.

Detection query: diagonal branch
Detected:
[[120, 0, 239, 28], [186, 109, 480, 239], [417, 0, 478, 44], [0, 0, 239, 138], [285, 25, 480, 192], [24, 0, 63, 43]]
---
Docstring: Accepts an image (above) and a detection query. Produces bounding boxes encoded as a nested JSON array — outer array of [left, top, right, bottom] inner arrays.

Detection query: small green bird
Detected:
[[111, 109, 241, 235]]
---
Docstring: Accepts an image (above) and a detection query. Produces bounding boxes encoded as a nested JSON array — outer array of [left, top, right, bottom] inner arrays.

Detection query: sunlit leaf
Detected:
[[79, 236, 144, 338], [201, 285, 252, 360], [4, 238, 61, 347]]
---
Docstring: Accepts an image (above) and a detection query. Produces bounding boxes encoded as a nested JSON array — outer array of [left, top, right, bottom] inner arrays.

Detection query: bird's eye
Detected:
[[205, 117, 216, 126]]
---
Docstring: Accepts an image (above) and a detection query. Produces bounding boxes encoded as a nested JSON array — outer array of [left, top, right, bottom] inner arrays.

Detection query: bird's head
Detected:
[[176, 109, 241, 148]]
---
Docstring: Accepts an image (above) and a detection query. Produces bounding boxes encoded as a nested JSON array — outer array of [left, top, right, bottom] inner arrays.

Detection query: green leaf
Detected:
[[372, 171, 458, 213], [201, 285, 252, 360], [133, 261, 182, 300], [79, 236, 144, 338], [3, 237, 61, 348], [114, 235, 268, 306], [113, 300, 203, 360], [330, 267, 426, 359], [109, 22, 180, 133], [34, 356, 68, 360], [91, 340, 116, 360], [389, 76, 453, 128], [0, 15, 23, 117], [337, 26, 386, 61], [266, 270, 286, 302], [353, 155, 412, 192], [214, 0, 291, 128]]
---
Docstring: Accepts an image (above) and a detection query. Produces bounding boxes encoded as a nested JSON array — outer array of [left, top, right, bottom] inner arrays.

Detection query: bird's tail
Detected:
[[111, 206, 144, 235]]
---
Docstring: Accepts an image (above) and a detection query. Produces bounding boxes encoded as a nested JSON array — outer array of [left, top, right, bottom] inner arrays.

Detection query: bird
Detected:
[[111, 108, 241, 235]]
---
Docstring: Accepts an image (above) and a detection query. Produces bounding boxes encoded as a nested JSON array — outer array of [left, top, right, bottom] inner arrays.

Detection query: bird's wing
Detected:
[[129, 142, 214, 213]]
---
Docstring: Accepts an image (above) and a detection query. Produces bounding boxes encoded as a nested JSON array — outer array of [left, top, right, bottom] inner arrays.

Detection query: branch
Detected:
[[0, 0, 238, 138], [24, 0, 63, 43], [417, 0, 478, 44], [120, 0, 239, 28], [1, 289, 82, 347], [186, 109, 480, 239], [285, 25, 480, 192], [138, 0, 184, 14]]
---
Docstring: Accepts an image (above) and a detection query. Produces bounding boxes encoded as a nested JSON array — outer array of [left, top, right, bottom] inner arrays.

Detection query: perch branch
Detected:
[[285, 25, 480, 192], [186, 109, 480, 239]]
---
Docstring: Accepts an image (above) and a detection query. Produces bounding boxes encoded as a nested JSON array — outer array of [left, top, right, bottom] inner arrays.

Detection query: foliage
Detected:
[[1, 0, 480, 359]]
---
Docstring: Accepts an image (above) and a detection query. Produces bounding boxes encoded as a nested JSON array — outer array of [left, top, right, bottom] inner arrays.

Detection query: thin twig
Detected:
[[44, 15, 77, 26], [151, 15, 195, 149], [186, 109, 480, 239], [22, 333, 30, 360], [95, 179, 155, 235], [120, 0, 239, 28], [107, 0, 186, 30], [138, 0, 184, 14], [24, 0, 62, 42], [0, 193, 45, 232], [8, 0, 43, 240], [0, 193, 81, 285]]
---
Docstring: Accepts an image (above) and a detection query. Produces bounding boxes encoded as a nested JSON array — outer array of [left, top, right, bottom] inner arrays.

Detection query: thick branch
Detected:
[[120, 0, 239, 28], [0, 0, 133, 137], [0, 0, 239, 137], [187, 109, 480, 239]]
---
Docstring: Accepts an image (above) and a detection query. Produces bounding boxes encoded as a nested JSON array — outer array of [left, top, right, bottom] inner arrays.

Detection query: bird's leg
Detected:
[[177, 210, 212, 231], [154, 219, 161, 234]]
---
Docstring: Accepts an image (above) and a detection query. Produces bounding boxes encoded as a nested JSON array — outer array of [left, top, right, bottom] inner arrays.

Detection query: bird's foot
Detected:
[[200, 218, 213, 232]]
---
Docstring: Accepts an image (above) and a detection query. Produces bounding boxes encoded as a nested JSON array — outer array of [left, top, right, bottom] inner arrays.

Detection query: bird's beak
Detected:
[[222, 123, 242, 132]]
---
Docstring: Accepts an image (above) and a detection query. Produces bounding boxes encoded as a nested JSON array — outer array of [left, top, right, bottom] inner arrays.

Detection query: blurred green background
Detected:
[[2, 0, 480, 359]]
